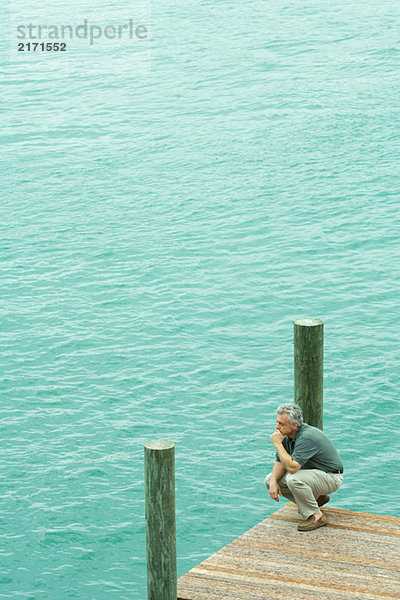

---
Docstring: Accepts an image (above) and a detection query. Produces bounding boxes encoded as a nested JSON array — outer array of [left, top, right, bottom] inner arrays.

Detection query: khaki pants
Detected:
[[264, 469, 343, 519]]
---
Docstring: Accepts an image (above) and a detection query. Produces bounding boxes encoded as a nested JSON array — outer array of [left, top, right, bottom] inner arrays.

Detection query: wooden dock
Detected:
[[177, 502, 400, 600]]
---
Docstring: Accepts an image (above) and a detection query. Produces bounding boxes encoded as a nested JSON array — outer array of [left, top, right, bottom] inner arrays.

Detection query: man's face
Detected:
[[276, 413, 298, 438]]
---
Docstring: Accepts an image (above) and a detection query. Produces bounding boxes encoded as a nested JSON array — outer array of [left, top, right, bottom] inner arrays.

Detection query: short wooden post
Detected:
[[144, 440, 177, 600], [294, 318, 324, 430]]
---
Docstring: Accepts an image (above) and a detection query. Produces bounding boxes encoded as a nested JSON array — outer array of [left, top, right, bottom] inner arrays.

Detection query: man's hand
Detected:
[[270, 429, 285, 446], [269, 480, 282, 502]]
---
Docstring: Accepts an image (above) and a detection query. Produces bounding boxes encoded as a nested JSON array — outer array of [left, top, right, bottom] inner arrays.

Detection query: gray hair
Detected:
[[276, 403, 303, 426]]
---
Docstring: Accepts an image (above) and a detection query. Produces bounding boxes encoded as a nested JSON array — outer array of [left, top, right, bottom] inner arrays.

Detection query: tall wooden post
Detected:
[[144, 440, 177, 600], [294, 318, 324, 430]]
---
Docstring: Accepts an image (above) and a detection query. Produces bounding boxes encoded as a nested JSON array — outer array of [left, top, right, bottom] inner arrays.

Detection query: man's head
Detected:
[[276, 403, 303, 438]]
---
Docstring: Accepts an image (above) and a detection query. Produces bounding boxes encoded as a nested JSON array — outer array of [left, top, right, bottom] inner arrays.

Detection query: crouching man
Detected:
[[265, 403, 343, 531]]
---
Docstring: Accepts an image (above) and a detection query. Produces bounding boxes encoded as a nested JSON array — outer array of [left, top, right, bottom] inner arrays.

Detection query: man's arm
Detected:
[[270, 431, 301, 474], [269, 461, 286, 501]]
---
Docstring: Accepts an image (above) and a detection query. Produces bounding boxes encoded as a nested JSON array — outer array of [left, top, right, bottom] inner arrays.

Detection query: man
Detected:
[[265, 403, 343, 531]]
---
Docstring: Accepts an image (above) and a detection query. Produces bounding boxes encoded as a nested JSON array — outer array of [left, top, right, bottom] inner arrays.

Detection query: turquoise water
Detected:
[[2, 0, 400, 597]]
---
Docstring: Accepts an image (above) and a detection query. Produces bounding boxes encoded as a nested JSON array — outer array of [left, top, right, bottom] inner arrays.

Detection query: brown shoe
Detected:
[[298, 514, 328, 531], [317, 495, 330, 507]]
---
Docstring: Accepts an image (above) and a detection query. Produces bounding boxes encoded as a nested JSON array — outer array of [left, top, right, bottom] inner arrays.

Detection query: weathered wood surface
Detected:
[[145, 440, 177, 600], [177, 502, 400, 599], [294, 318, 324, 430]]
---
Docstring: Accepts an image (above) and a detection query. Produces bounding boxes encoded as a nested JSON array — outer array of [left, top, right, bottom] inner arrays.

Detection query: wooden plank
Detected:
[[177, 503, 400, 600]]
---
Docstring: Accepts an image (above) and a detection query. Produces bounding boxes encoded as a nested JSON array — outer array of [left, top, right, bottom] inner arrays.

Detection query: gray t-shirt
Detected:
[[276, 423, 343, 472]]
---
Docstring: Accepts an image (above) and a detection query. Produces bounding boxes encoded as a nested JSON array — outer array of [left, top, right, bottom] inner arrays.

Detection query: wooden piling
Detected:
[[294, 318, 324, 429], [144, 440, 177, 600]]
